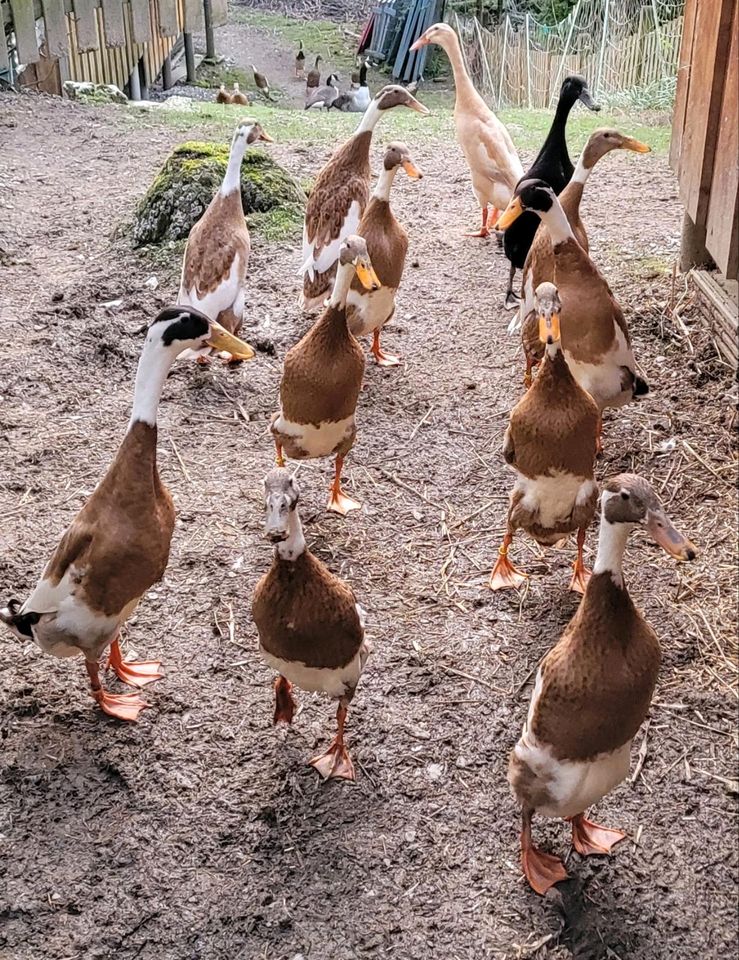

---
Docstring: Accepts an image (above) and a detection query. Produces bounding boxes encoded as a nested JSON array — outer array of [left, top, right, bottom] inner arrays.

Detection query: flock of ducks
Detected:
[[3, 22, 700, 898]]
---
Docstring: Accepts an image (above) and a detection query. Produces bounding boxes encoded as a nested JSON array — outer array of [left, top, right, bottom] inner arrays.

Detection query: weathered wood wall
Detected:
[[670, 0, 738, 280]]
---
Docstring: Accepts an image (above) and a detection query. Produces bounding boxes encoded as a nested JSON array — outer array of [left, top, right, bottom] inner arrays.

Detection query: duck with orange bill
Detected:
[[508, 474, 697, 895], [177, 120, 273, 364], [515, 128, 651, 386], [410, 23, 523, 238], [271, 235, 380, 515], [496, 180, 649, 452], [300, 85, 429, 311], [252, 468, 371, 781], [491, 282, 599, 594], [0, 308, 255, 721], [348, 141, 423, 367]]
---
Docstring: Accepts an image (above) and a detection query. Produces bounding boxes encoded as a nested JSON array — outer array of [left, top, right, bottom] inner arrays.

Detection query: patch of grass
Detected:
[[191, 61, 250, 91]]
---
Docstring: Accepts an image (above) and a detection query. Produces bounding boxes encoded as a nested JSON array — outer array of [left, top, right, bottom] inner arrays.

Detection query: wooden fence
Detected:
[[1, 0, 227, 93], [449, 0, 684, 109]]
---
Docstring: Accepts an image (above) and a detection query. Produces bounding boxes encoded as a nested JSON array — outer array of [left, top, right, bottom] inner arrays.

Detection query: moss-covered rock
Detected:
[[132, 141, 306, 246]]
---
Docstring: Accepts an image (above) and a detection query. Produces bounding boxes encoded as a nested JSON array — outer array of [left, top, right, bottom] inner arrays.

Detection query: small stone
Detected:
[[426, 763, 444, 781], [145, 276, 159, 291]]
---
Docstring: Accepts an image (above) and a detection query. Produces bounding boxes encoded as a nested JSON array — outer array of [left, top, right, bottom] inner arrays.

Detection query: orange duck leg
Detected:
[[490, 532, 528, 591], [107, 637, 162, 688], [310, 699, 355, 781], [569, 527, 592, 595], [327, 454, 361, 515], [371, 329, 401, 367], [86, 661, 148, 722], [464, 205, 495, 238], [521, 809, 568, 895]]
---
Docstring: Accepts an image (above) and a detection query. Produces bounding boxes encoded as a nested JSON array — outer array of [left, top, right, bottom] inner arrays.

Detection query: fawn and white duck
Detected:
[[0, 308, 254, 720], [509, 474, 697, 894]]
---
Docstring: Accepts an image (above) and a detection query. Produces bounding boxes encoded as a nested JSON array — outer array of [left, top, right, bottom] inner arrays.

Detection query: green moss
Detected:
[[132, 140, 306, 246], [192, 62, 251, 91]]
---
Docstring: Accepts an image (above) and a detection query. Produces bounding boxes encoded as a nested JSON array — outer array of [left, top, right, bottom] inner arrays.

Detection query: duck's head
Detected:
[[384, 141, 423, 179], [233, 82, 240, 92], [409, 22, 455, 51], [233, 119, 273, 145], [315, 55, 323, 66], [148, 306, 255, 360], [326, 73, 340, 86], [582, 128, 651, 168], [601, 475, 698, 562], [263, 467, 299, 543], [373, 84, 430, 115], [534, 282, 561, 345], [561, 75, 601, 112], [339, 235, 381, 291], [496, 179, 555, 230]]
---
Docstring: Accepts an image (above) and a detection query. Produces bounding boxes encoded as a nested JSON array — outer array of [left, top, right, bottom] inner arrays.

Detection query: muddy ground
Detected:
[[0, 47, 737, 960]]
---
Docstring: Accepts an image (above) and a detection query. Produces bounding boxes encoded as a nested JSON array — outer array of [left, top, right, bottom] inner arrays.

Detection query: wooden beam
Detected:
[[129, 0, 151, 44], [42, 0, 69, 59], [72, 0, 100, 51], [158, 0, 177, 37], [100, 0, 125, 46], [10, 0, 40, 64]]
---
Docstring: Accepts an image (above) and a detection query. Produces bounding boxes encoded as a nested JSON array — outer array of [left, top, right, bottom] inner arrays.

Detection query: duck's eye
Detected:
[[620, 490, 630, 500]]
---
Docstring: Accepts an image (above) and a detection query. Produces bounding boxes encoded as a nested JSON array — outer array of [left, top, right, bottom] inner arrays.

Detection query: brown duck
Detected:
[[178, 120, 273, 363], [491, 282, 599, 594], [347, 141, 423, 366], [252, 467, 371, 781], [272, 235, 380, 515], [514, 129, 650, 386], [497, 181, 649, 452], [0, 308, 254, 720], [508, 474, 697, 895], [300, 85, 429, 311]]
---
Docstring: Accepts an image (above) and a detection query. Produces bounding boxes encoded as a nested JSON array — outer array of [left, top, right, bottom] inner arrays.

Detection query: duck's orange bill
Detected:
[[409, 36, 430, 51], [622, 136, 650, 154], [355, 262, 382, 291], [495, 196, 523, 231], [258, 129, 274, 143], [538, 312, 561, 344], [402, 158, 423, 179], [207, 321, 256, 360]]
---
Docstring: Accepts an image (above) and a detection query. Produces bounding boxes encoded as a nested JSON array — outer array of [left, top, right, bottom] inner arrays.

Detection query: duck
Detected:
[[508, 473, 697, 895], [306, 54, 322, 89], [216, 83, 232, 105], [272, 235, 380, 515], [516, 129, 651, 384], [178, 119, 273, 363], [348, 141, 423, 366], [350, 62, 371, 113], [252, 64, 273, 101], [231, 82, 249, 106], [410, 22, 523, 237], [490, 282, 599, 594], [0, 307, 254, 721], [252, 467, 371, 781], [295, 40, 305, 79], [501, 75, 600, 308], [497, 180, 649, 451], [300, 84, 429, 311], [305, 73, 340, 110]]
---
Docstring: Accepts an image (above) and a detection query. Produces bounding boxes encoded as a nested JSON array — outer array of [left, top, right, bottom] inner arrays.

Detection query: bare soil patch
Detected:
[[0, 90, 736, 960]]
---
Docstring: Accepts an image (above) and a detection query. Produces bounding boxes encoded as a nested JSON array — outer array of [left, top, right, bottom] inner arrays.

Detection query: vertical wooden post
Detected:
[[525, 13, 532, 108], [595, 0, 610, 98], [162, 54, 173, 90], [497, 14, 509, 110], [129, 60, 142, 100], [549, 0, 581, 106], [203, 0, 217, 62], [184, 32, 196, 82]]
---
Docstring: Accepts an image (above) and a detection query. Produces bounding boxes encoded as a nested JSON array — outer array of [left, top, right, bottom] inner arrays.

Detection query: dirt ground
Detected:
[[0, 42, 737, 960]]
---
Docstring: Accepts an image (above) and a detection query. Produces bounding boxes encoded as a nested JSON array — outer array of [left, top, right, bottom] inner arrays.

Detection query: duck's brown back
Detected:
[[182, 191, 249, 297], [531, 571, 661, 761], [252, 551, 363, 668], [354, 197, 408, 289]]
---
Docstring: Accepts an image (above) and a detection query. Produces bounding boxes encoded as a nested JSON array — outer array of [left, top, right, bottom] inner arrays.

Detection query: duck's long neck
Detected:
[[545, 95, 575, 151], [571, 151, 594, 187], [373, 165, 399, 202], [128, 344, 175, 431], [356, 100, 383, 135], [593, 519, 631, 588], [441, 34, 477, 101], [540, 197, 576, 246], [277, 509, 306, 561], [329, 262, 355, 309], [221, 134, 248, 196]]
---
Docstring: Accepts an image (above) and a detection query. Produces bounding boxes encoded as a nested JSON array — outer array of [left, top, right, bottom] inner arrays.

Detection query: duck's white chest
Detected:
[[513, 471, 597, 530], [346, 285, 397, 336], [273, 413, 355, 458], [564, 323, 635, 410]]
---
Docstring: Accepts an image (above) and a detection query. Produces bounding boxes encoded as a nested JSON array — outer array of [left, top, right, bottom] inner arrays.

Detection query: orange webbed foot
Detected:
[[570, 814, 626, 856], [93, 688, 148, 722], [569, 563, 592, 596], [489, 552, 528, 591], [522, 845, 569, 895], [309, 738, 356, 782], [327, 488, 361, 516]]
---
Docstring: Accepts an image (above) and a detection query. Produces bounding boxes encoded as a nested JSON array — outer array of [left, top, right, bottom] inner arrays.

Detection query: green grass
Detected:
[[191, 60, 250, 91], [125, 96, 671, 156]]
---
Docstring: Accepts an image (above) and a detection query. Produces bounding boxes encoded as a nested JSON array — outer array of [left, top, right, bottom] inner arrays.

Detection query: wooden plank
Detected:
[[129, 0, 151, 44], [101, 0, 125, 46], [675, 0, 733, 224], [211, 0, 227, 28], [0, 22, 10, 72], [705, 3, 738, 279], [157, 0, 177, 37], [10, 0, 40, 63], [42, 0, 68, 58], [72, 0, 100, 51], [670, 0, 697, 171], [183, 0, 202, 32]]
